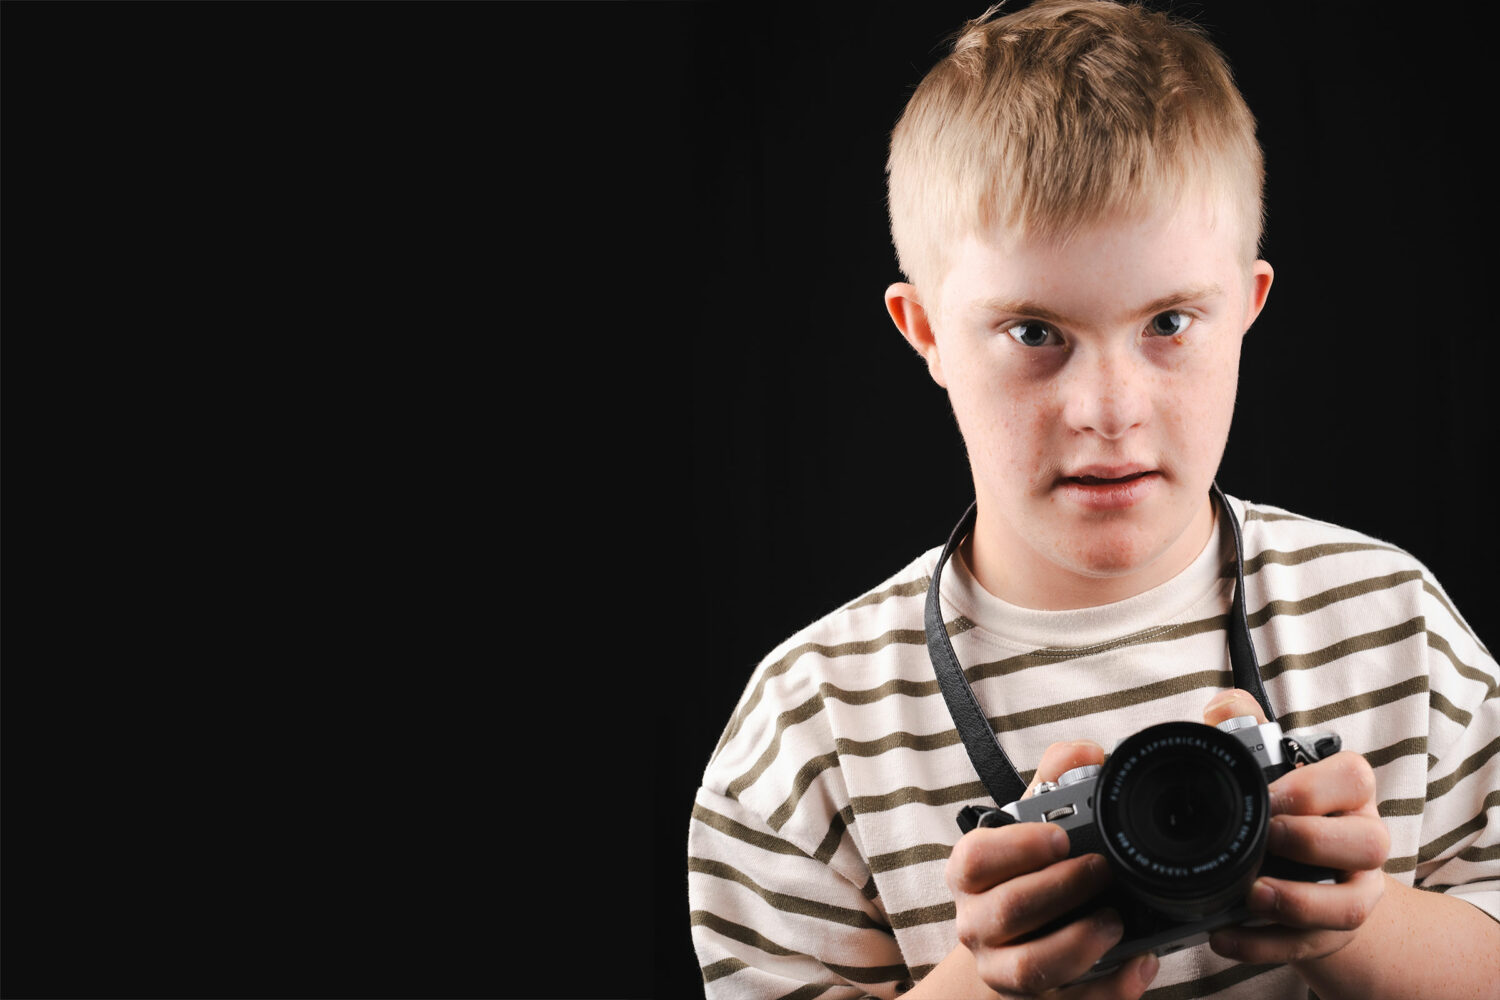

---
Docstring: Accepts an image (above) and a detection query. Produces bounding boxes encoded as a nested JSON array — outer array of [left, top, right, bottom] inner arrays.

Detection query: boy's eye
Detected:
[[1148, 310, 1193, 338], [1005, 320, 1061, 347]]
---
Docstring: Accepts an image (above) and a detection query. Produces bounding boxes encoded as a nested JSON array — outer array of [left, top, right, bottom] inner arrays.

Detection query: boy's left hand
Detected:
[[1199, 689, 1390, 965]]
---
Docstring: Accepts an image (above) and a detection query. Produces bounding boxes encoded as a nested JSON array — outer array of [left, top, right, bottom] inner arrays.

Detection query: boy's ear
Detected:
[[885, 283, 947, 387], [1243, 260, 1274, 332]]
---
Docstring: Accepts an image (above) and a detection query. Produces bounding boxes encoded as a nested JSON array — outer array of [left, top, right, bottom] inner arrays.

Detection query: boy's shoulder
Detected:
[[1233, 495, 1482, 641], [760, 545, 944, 677], [1236, 495, 1431, 575], [703, 545, 945, 779]]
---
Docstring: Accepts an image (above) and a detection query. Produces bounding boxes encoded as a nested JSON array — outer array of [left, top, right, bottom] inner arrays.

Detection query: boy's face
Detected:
[[887, 194, 1273, 609]]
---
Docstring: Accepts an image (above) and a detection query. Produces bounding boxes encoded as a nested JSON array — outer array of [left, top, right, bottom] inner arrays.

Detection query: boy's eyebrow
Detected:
[[972, 285, 1225, 324], [1135, 285, 1225, 317], [970, 297, 1073, 324]]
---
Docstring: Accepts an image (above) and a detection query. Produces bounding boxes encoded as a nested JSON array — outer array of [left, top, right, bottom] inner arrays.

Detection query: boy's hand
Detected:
[[1201, 690, 1391, 965], [945, 740, 1160, 998]]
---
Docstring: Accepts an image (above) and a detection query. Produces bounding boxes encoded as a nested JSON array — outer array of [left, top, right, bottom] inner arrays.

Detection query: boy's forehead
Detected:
[[940, 196, 1248, 316]]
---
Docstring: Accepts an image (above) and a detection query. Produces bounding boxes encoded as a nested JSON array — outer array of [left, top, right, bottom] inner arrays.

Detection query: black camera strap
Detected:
[[924, 482, 1274, 815]]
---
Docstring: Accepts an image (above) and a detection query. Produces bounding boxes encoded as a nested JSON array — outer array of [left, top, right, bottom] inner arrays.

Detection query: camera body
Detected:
[[962, 716, 1341, 983]]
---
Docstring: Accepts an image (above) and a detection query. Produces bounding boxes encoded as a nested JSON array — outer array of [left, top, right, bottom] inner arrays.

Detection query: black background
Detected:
[[2, 2, 1493, 999]]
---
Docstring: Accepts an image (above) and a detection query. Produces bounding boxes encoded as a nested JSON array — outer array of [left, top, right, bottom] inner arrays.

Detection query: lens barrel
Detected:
[[1094, 721, 1270, 920]]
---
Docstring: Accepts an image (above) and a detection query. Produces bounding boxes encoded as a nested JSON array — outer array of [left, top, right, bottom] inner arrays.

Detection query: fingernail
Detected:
[[1096, 907, 1124, 939], [1071, 739, 1104, 753], [1205, 690, 1240, 710], [1209, 930, 1241, 959], [1249, 879, 1276, 913], [1137, 952, 1160, 986], [1050, 826, 1071, 858], [1266, 815, 1288, 849]]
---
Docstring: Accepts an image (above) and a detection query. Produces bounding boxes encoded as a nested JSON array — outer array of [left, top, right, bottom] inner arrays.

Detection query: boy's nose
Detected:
[[1061, 350, 1152, 439]]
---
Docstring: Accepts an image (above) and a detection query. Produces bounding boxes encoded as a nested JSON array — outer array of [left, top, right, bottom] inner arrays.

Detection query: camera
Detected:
[[958, 716, 1342, 983]]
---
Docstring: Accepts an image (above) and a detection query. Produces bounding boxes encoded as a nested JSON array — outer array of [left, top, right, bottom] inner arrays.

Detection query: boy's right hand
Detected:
[[945, 740, 1161, 998]]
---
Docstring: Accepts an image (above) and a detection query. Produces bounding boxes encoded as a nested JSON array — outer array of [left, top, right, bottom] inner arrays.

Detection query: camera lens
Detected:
[[1095, 721, 1269, 921], [1129, 760, 1239, 857]]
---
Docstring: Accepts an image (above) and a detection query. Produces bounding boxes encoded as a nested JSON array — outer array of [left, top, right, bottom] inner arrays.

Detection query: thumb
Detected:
[[1202, 688, 1268, 727], [1025, 740, 1105, 798]]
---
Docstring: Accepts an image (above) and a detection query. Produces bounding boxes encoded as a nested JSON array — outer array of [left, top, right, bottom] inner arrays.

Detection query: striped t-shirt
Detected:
[[688, 495, 1499, 999]]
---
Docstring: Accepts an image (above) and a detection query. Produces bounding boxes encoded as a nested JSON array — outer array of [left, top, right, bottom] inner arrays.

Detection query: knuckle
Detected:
[[1318, 751, 1375, 803], [945, 848, 971, 892], [955, 916, 982, 955], [1358, 824, 1391, 868], [954, 898, 995, 953], [1270, 772, 1306, 813], [1337, 898, 1369, 929], [1343, 755, 1377, 800], [947, 836, 988, 893], [1284, 935, 1317, 963], [1007, 949, 1053, 996], [989, 886, 1031, 935]]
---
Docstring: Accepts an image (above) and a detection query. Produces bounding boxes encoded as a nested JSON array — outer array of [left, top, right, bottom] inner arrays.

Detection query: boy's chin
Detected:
[[1046, 513, 1212, 594], [975, 489, 1217, 606]]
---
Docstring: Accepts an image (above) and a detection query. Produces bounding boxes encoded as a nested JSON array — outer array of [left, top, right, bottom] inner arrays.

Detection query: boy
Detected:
[[687, 2, 1499, 997]]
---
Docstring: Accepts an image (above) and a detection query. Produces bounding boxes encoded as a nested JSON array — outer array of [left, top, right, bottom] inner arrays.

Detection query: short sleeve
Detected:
[[1409, 581, 1500, 922], [688, 786, 912, 999]]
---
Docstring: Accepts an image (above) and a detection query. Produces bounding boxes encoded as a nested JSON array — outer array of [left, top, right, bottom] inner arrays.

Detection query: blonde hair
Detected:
[[887, 0, 1264, 297]]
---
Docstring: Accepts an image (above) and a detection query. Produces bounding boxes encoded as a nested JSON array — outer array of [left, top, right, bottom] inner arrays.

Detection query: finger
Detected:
[[1265, 812, 1390, 872], [1267, 751, 1378, 817], [948, 823, 1072, 896], [1085, 952, 1162, 1000], [972, 905, 1126, 996], [1061, 952, 1160, 1000], [1105, 952, 1162, 999], [1201, 688, 1268, 727], [1026, 740, 1106, 797], [1208, 923, 1353, 966], [1242, 867, 1387, 932], [959, 853, 1114, 948]]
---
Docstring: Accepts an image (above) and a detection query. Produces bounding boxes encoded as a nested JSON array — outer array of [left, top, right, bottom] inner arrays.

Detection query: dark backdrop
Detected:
[[3, 3, 1492, 999]]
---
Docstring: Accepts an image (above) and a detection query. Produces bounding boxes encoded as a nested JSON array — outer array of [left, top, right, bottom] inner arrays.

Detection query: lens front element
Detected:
[[1130, 758, 1240, 858], [1096, 721, 1270, 920]]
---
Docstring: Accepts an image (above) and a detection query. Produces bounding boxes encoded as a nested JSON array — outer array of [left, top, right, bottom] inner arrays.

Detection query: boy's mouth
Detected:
[[1062, 469, 1156, 486], [1056, 469, 1160, 509]]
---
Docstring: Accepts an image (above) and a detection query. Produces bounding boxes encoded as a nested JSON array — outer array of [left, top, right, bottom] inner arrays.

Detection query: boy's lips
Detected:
[[1055, 468, 1160, 509], [1060, 465, 1156, 483]]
